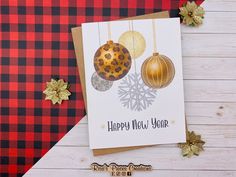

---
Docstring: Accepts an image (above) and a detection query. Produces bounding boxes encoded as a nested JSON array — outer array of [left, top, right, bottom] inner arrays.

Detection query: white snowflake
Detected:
[[118, 73, 157, 111]]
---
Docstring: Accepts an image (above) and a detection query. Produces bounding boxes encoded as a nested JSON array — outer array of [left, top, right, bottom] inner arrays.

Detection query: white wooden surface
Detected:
[[24, 1, 236, 176]]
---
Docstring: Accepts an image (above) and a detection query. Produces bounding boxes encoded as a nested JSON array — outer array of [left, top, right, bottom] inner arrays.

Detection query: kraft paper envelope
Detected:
[[71, 11, 169, 156]]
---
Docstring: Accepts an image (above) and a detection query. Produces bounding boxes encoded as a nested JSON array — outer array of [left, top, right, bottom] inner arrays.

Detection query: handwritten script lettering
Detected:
[[91, 163, 152, 176]]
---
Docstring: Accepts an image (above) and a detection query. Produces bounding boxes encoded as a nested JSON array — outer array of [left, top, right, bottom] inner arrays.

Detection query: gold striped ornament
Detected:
[[141, 52, 175, 89]]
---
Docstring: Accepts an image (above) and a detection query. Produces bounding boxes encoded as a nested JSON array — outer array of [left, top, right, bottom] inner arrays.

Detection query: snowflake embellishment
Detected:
[[118, 73, 157, 111]]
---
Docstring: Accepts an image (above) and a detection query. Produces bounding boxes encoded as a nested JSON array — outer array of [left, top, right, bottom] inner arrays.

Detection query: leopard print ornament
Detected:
[[94, 40, 132, 81]]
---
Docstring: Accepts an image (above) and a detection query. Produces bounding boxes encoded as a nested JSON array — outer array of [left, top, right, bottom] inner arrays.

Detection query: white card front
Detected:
[[82, 18, 186, 149]]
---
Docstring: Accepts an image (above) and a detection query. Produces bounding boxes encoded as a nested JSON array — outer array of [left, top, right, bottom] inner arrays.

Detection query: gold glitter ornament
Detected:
[[141, 52, 175, 89], [43, 78, 71, 104], [94, 40, 132, 81], [118, 30, 146, 59]]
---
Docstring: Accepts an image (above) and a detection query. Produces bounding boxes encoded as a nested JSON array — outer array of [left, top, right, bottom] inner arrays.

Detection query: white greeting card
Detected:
[[82, 18, 186, 149]]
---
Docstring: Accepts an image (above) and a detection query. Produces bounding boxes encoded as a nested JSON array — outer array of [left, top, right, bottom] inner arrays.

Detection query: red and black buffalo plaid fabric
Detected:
[[0, 0, 203, 176]]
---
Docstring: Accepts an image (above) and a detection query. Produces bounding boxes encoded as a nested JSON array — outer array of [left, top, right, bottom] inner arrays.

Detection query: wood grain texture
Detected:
[[24, 1, 236, 176], [182, 34, 236, 57], [183, 57, 236, 79], [203, 0, 236, 12], [31, 146, 236, 170]]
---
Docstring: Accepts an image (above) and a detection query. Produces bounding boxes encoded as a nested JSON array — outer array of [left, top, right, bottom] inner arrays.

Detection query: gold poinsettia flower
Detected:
[[43, 78, 71, 104], [178, 131, 205, 157], [179, 1, 205, 26]]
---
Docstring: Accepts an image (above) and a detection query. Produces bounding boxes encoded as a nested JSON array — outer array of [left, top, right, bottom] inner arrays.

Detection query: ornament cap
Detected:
[[153, 52, 159, 56], [107, 40, 114, 45]]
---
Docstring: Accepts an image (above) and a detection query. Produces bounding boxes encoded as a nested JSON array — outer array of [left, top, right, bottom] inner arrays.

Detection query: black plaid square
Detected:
[[18, 141, 26, 149], [51, 108, 59, 117], [18, 24, 27, 32], [136, 8, 145, 15], [34, 6, 43, 15], [34, 91, 42, 100], [35, 24, 44, 32], [1, 123, 9, 131], [18, 91, 26, 99], [1, 90, 9, 98], [1, 74, 9, 82], [18, 74, 26, 82], [34, 108, 42, 116], [18, 57, 26, 66], [69, 7, 77, 16], [68, 41, 74, 50], [35, 58, 43, 66], [18, 124, 26, 132], [34, 74, 42, 83], [17, 157, 25, 164], [2, 40, 10, 48], [35, 41, 44, 49], [103, 8, 111, 16], [68, 75, 76, 83], [50, 125, 59, 133], [67, 108, 76, 117], [1, 23, 10, 31], [52, 7, 60, 15], [68, 58, 76, 67], [52, 24, 60, 32], [86, 7, 94, 16], [18, 108, 26, 116], [1, 157, 9, 164], [1, 57, 10, 65], [18, 6, 26, 15], [1, 140, 9, 148], [51, 41, 60, 49], [1, 6, 9, 14], [120, 8, 128, 16], [18, 41, 27, 49], [34, 141, 42, 149], [34, 124, 42, 133], [51, 58, 60, 66]]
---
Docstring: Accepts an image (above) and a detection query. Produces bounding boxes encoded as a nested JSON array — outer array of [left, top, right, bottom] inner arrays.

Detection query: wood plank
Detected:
[[56, 124, 236, 147], [32, 146, 236, 170], [183, 57, 236, 80], [186, 102, 236, 125], [202, 0, 236, 12], [182, 34, 236, 57], [182, 12, 236, 34], [184, 80, 236, 102], [24, 169, 236, 177]]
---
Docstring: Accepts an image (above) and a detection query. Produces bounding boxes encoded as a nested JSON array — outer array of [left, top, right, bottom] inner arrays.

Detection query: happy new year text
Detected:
[[107, 118, 169, 132]]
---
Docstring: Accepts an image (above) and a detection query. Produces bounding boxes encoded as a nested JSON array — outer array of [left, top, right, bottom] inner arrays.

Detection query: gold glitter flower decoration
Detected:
[[179, 1, 205, 26], [178, 131, 205, 157], [43, 78, 71, 104]]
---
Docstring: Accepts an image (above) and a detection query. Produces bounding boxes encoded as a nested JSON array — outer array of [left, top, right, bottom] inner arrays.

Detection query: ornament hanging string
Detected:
[[130, 20, 137, 73], [97, 23, 101, 46], [152, 19, 157, 53], [107, 22, 112, 40]]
